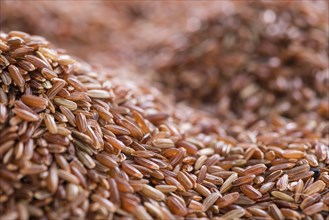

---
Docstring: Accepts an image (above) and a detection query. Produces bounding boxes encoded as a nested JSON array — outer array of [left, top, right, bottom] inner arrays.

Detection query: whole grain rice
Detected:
[[0, 30, 328, 219]]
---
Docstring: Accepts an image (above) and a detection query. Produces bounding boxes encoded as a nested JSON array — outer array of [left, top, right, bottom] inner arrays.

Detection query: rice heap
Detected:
[[151, 1, 328, 122], [0, 31, 329, 220]]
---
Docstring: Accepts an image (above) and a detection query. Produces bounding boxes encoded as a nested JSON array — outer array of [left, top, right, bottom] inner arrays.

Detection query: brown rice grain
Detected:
[[247, 207, 270, 217], [243, 164, 267, 176], [233, 174, 256, 186], [268, 204, 284, 220], [303, 202, 324, 216], [135, 157, 160, 170], [121, 162, 143, 179], [0, 71, 12, 86], [216, 192, 240, 208], [76, 151, 96, 169], [46, 79, 66, 99], [8, 64, 25, 89], [41, 68, 58, 80], [271, 191, 294, 202], [280, 208, 301, 219], [25, 54, 52, 69], [46, 164, 58, 194], [276, 174, 289, 191], [54, 98, 77, 111], [197, 165, 208, 184], [165, 176, 186, 192], [104, 136, 126, 150], [57, 169, 80, 184], [202, 192, 221, 211], [155, 185, 177, 193], [87, 90, 110, 99], [264, 170, 283, 183], [220, 172, 238, 193], [118, 118, 143, 138], [177, 171, 194, 190], [240, 185, 262, 200], [303, 180, 326, 196], [167, 196, 188, 216], [104, 124, 130, 135], [282, 150, 306, 159], [289, 171, 315, 182], [12, 107, 39, 122], [20, 164, 47, 175], [141, 184, 165, 201], [300, 193, 321, 210], [221, 208, 246, 219], [91, 194, 115, 212], [44, 113, 58, 134], [96, 153, 118, 168], [195, 155, 208, 170]]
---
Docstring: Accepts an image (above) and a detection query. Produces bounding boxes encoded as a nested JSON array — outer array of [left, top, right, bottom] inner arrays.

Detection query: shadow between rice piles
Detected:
[[0, 31, 329, 219]]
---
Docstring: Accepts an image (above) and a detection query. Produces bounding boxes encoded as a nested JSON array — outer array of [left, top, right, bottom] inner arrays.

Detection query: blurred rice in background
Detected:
[[1, 1, 328, 123], [1, 1, 220, 67], [1, 0, 328, 122], [149, 1, 328, 123]]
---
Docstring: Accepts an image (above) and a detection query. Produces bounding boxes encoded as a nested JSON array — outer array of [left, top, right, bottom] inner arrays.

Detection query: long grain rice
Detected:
[[0, 30, 328, 220]]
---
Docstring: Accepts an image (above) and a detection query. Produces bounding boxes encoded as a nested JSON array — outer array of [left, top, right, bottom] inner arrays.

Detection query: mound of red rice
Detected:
[[0, 31, 328, 220], [150, 1, 328, 123]]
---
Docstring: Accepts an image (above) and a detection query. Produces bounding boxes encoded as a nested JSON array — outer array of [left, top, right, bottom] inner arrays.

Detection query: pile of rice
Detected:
[[150, 1, 328, 123], [0, 31, 328, 220]]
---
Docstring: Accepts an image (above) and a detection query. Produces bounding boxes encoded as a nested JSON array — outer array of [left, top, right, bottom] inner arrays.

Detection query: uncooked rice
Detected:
[[0, 30, 328, 219]]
